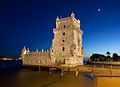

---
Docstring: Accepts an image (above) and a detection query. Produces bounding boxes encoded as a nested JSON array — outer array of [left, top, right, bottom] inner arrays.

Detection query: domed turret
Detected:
[[56, 16, 59, 21], [21, 46, 27, 62], [26, 48, 30, 54], [71, 12, 75, 18], [21, 46, 26, 56], [36, 49, 38, 52]]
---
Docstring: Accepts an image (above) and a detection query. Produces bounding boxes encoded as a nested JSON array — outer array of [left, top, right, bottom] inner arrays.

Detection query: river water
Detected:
[[1, 60, 119, 87], [0, 69, 97, 87]]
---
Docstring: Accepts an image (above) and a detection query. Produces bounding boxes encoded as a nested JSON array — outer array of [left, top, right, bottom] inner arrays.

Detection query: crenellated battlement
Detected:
[[25, 51, 50, 57], [53, 27, 83, 35], [55, 12, 80, 31]]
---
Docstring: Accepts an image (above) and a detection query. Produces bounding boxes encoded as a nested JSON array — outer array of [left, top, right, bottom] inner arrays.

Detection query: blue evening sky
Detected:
[[0, 0, 120, 58]]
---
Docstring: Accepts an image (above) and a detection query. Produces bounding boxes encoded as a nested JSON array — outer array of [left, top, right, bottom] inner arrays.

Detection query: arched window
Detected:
[[62, 32, 65, 36], [64, 25, 66, 28], [44, 60, 47, 63], [62, 47, 65, 51]]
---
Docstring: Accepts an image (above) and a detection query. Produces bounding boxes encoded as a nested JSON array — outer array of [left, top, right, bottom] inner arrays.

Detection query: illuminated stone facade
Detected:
[[21, 12, 84, 66], [50, 12, 84, 65], [21, 47, 51, 65]]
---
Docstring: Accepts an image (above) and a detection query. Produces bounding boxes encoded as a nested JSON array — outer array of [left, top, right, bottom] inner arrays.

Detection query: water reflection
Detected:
[[96, 77, 120, 87], [0, 69, 96, 87]]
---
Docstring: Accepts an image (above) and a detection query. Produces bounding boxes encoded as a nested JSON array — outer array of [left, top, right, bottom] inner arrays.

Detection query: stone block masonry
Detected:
[[21, 12, 84, 66]]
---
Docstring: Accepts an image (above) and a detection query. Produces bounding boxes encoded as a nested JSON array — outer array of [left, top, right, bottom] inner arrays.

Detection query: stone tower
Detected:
[[50, 12, 84, 66]]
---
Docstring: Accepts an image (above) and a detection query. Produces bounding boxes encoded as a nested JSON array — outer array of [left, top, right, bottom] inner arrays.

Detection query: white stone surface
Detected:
[[50, 12, 84, 65]]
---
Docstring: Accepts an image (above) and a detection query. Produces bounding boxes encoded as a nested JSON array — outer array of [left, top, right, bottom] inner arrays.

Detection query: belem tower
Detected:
[[21, 12, 84, 66]]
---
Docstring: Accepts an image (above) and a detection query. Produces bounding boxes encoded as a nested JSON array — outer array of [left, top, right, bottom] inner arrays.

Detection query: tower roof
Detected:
[[23, 46, 26, 50], [27, 48, 30, 52], [71, 12, 75, 18], [56, 16, 59, 21]]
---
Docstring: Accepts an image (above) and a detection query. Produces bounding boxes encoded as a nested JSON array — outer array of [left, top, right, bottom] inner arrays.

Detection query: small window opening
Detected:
[[64, 25, 65, 28], [62, 32, 65, 36], [62, 47, 65, 51]]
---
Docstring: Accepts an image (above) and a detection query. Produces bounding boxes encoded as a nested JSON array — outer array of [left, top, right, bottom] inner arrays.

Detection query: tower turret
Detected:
[[21, 46, 26, 55], [71, 12, 75, 18], [26, 48, 30, 54], [21, 46, 26, 62], [36, 49, 38, 52], [42, 49, 44, 52], [56, 16, 59, 21]]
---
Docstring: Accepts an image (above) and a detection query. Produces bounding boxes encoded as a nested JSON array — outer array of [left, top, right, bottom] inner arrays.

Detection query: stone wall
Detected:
[[50, 12, 84, 65], [23, 51, 52, 65]]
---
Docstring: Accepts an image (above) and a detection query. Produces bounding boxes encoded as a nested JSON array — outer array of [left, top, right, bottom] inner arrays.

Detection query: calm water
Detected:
[[0, 60, 97, 87], [0, 69, 97, 87], [1, 60, 120, 87]]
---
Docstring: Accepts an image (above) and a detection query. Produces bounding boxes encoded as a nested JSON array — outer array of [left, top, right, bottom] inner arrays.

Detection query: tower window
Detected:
[[62, 32, 65, 36], [62, 47, 65, 51], [64, 25, 66, 28], [52, 50, 53, 52], [78, 38, 80, 43], [39, 61, 41, 63], [62, 40, 65, 42], [44, 60, 47, 63]]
